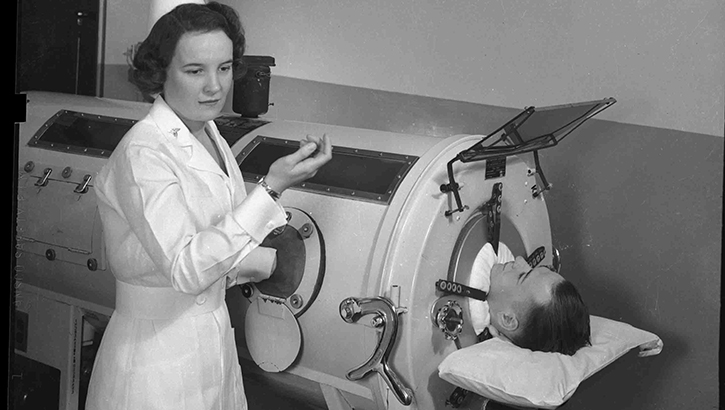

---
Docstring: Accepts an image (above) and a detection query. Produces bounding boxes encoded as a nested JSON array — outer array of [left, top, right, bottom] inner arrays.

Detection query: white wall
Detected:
[[104, 0, 149, 66], [227, 0, 723, 137], [102, 0, 723, 136]]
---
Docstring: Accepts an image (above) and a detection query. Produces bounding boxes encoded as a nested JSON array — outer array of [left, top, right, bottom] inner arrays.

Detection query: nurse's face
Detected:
[[164, 30, 233, 132]]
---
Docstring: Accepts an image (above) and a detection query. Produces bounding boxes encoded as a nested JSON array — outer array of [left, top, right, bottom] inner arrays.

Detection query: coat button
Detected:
[[196, 295, 207, 305]]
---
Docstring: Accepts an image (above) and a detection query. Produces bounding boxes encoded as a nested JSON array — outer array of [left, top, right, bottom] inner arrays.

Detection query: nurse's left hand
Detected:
[[264, 133, 332, 194]]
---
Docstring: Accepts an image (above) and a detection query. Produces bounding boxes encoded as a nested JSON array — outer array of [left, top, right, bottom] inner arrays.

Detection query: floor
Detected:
[[244, 374, 327, 410]]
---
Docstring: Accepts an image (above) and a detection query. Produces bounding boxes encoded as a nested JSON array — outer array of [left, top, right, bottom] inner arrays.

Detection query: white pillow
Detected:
[[438, 315, 663, 409]]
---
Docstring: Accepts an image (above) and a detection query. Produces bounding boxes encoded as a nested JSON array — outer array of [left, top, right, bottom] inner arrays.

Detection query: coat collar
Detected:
[[148, 96, 229, 177]]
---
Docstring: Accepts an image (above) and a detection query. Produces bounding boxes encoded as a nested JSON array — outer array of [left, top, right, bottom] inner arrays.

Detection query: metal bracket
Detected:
[[445, 386, 470, 408], [525, 246, 546, 268], [435, 279, 487, 302], [478, 183, 502, 254], [339, 296, 414, 406], [527, 150, 552, 198], [440, 159, 468, 217]]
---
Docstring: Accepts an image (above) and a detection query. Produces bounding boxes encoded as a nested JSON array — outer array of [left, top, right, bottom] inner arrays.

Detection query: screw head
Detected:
[[290, 294, 303, 309], [241, 284, 254, 298], [45, 249, 56, 261]]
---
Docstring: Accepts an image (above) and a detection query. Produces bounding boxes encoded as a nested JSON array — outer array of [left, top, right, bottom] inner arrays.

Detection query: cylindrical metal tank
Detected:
[[223, 117, 553, 410], [17, 91, 555, 410]]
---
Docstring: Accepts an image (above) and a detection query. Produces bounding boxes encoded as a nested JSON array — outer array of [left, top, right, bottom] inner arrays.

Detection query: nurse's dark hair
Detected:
[[512, 279, 591, 356], [130, 1, 246, 95]]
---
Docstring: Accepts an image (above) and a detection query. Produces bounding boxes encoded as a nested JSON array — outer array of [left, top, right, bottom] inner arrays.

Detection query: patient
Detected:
[[470, 243, 590, 356]]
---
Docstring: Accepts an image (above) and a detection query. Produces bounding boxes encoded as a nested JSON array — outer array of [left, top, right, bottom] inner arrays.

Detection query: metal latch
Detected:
[[74, 174, 92, 194], [34, 168, 52, 187]]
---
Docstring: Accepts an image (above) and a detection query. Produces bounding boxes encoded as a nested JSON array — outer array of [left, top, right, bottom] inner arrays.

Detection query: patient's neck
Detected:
[[489, 322, 516, 344]]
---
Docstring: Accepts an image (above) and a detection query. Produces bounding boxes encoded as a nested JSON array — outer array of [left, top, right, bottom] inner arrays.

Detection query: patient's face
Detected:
[[488, 256, 563, 319]]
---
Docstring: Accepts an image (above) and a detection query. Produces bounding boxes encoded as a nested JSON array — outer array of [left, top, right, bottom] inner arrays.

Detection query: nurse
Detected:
[[85, 2, 332, 409]]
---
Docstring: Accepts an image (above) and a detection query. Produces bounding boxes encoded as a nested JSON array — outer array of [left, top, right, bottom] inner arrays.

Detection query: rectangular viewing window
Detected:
[[237, 136, 418, 204], [28, 110, 137, 157]]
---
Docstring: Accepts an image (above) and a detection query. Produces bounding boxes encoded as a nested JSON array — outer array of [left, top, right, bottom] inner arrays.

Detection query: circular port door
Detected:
[[245, 297, 301, 373], [252, 207, 324, 317], [243, 207, 324, 372]]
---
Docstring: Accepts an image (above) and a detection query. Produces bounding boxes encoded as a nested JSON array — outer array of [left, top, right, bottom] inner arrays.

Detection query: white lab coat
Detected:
[[85, 96, 287, 410]]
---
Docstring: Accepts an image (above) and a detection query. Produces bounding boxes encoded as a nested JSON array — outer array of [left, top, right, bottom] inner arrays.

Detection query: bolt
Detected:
[[300, 223, 313, 239], [290, 294, 303, 309], [241, 284, 254, 298], [340, 306, 354, 320]]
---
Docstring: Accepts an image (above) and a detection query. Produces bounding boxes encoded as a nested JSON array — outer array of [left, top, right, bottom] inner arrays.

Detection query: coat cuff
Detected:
[[236, 246, 277, 283], [232, 185, 287, 243]]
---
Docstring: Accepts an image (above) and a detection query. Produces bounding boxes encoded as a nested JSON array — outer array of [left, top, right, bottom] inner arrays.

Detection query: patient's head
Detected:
[[487, 256, 591, 355]]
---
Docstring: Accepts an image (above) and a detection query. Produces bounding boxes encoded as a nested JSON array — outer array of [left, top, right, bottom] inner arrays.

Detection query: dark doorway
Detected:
[[17, 0, 100, 96]]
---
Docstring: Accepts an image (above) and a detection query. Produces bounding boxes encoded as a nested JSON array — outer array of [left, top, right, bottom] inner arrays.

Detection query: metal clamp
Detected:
[[339, 296, 413, 406], [34, 168, 52, 187], [74, 174, 92, 194]]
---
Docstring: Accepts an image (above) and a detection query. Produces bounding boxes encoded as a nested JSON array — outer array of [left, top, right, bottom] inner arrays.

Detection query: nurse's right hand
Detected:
[[263, 134, 332, 194]]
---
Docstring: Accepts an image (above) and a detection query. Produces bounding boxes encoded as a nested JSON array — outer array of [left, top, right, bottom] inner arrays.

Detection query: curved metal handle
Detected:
[[339, 296, 413, 406]]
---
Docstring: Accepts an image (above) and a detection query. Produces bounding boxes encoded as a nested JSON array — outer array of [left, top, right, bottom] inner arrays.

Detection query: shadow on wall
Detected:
[[543, 119, 721, 409]]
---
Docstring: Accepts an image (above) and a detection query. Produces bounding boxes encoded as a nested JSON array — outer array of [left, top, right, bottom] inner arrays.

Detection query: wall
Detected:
[[104, 0, 725, 137], [230, 0, 724, 138], [97, 0, 722, 409], [101, 0, 148, 101]]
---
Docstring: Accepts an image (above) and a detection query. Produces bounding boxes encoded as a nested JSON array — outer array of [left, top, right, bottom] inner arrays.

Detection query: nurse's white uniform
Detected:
[[86, 96, 287, 410]]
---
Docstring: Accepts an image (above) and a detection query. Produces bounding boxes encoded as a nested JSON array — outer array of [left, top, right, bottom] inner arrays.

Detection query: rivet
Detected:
[[45, 249, 56, 261]]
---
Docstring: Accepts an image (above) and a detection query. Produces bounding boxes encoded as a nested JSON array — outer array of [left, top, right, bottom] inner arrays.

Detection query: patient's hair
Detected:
[[130, 1, 247, 95], [512, 279, 591, 356]]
